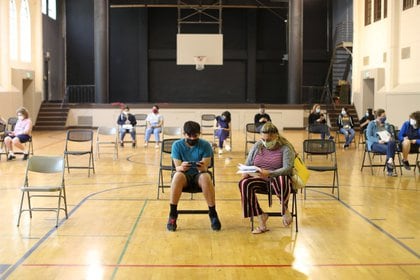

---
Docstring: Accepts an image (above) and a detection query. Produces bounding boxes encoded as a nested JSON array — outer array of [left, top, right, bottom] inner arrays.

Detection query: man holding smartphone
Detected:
[[167, 121, 221, 232]]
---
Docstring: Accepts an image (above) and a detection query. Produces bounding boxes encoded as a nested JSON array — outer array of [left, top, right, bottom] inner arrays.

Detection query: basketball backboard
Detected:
[[176, 34, 223, 66]]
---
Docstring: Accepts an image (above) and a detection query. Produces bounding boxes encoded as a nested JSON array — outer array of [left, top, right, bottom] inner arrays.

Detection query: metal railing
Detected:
[[62, 85, 95, 107]]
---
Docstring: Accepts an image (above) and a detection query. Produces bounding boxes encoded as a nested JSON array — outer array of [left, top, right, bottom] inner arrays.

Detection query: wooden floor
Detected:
[[0, 129, 419, 280]]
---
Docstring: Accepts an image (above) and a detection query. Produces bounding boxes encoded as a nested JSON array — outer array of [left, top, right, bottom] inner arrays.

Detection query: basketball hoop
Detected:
[[194, 56, 207, 71]]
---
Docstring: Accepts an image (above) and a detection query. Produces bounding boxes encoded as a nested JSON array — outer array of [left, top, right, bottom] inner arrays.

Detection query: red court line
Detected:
[[22, 263, 420, 268]]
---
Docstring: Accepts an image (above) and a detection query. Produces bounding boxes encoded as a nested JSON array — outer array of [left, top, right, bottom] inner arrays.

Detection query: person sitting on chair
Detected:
[[337, 107, 355, 149], [238, 122, 295, 234], [308, 104, 334, 140], [167, 121, 221, 232], [4, 107, 32, 160], [398, 111, 420, 170], [359, 108, 375, 133], [254, 104, 271, 132], [366, 108, 397, 177], [117, 106, 137, 147], [144, 105, 164, 148], [214, 111, 231, 155]]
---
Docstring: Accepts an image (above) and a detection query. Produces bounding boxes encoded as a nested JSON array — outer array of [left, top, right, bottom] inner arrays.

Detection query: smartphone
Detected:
[[188, 161, 201, 168]]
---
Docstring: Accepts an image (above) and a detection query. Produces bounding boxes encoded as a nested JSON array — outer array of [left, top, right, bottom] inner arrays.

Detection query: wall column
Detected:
[[94, 0, 109, 103], [288, 0, 303, 104]]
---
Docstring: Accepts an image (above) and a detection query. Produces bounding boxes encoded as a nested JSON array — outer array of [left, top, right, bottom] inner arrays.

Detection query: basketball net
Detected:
[[194, 56, 207, 71]]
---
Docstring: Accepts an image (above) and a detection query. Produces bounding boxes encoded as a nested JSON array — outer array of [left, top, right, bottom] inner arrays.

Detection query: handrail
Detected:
[[62, 85, 95, 108]]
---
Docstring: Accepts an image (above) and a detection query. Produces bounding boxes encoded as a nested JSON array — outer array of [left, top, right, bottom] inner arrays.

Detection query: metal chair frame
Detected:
[[244, 123, 259, 156], [17, 155, 68, 227], [64, 129, 95, 177], [303, 139, 340, 200], [96, 126, 118, 160]]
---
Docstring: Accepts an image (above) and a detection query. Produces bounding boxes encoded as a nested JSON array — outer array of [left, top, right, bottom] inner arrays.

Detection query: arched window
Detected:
[[9, 0, 18, 60], [48, 0, 56, 20], [42, 0, 47, 15], [20, 0, 31, 62]]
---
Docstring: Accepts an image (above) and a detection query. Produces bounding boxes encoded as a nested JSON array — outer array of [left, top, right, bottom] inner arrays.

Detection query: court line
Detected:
[[308, 189, 420, 259], [0, 185, 144, 280], [20, 262, 420, 268], [110, 200, 148, 280]]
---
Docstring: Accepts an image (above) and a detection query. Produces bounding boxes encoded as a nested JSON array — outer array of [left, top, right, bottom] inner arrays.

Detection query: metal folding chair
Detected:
[[96, 126, 118, 160], [17, 155, 68, 227], [244, 123, 259, 156], [64, 129, 95, 177], [303, 139, 339, 200]]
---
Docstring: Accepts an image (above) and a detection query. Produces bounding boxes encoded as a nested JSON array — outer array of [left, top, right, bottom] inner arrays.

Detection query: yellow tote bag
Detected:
[[291, 155, 310, 189]]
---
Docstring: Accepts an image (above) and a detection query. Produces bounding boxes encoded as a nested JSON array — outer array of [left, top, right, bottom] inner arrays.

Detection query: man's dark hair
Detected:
[[184, 121, 201, 135]]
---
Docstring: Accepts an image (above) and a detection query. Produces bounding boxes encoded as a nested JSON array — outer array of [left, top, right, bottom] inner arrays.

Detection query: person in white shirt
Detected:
[[144, 105, 164, 148]]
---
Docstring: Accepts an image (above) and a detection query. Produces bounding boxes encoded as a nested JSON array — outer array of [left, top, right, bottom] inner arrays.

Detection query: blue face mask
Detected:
[[380, 117, 387, 124]]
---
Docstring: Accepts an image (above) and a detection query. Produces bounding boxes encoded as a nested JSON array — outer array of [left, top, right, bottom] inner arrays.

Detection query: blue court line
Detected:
[[0, 185, 144, 280], [111, 200, 148, 280], [307, 189, 419, 259], [0, 265, 10, 275]]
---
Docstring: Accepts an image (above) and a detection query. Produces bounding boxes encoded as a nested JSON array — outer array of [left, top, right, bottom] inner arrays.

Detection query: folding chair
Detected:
[[135, 113, 147, 138], [17, 155, 68, 227], [394, 128, 418, 174], [96, 126, 118, 160], [303, 139, 339, 200], [0, 123, 6, 159], [249, 178, 299, 232], [200, 114, 216, 140], [157, 138, 178, 199], [7, 117, 18, 132], [244, 123, 259, 156], [161, 126, 182, 141], [64, 129, 95, 177], [2, 118, 34, 157]]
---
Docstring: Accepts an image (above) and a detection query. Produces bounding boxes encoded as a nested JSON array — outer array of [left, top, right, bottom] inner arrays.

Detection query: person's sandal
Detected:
[[282, 211, 292, 227], [252, 226, 269, 234]]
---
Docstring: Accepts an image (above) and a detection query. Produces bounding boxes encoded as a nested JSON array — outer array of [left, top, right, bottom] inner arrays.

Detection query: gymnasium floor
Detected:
[[0, 129, 419, 280]]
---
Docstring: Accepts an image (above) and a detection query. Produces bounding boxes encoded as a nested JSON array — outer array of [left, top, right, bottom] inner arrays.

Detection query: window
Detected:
[[365, 0, 372, 26], [384, 0, 388, 18], [374, 0, 381, 22], [42, 0, 47, 14], [403, 0, 414, 10], [9, 0, 18, 60], [42, 0, 56, 20], [20, 0, 31, 62]]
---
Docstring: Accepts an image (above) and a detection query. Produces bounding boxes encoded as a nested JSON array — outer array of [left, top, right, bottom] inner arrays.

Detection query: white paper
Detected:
[[376, 130, 391, 142]]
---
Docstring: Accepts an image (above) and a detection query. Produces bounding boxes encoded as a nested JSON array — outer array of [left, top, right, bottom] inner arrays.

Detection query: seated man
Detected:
[[117, 106, 137, 147], [167, 121, 221, 232], [254, 104, 271, 132], [398, 111, 420, 170]]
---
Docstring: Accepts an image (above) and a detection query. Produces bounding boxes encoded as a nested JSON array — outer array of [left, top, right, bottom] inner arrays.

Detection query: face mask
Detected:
[[316, 108, 321, 113], [152, 109, 158, 114], [410, 118, 417, 127], [341, 110, 346, 115], [262, 139, 277, 150], [18, 116, 24, 121], [380, 117, 387, 124], [221, 116, 226, 121], [365, 112, 369, 117], [123, 111, 128, 115], [186, 138, 199, 146]]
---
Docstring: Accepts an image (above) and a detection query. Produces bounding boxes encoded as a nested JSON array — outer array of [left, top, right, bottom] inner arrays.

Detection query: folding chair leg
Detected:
[[17, 192, 25, 226]]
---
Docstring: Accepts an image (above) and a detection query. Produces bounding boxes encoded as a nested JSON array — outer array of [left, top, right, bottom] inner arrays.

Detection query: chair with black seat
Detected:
[[244, 123, 259, 156], [64, 129, 95, 177], [7, 117, 18, 132], [303, 139, 339, 200], [157, 138, 178, 199], [200, 114, 216, 140], [394, 127, 419, 174], [17, 155, 68, 227], [96, 126, 118, 160], [250, 178, 299, 232], [0, 123, 6, 159]]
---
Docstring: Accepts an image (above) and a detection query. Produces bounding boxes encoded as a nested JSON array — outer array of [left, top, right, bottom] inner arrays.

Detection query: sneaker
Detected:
[[387, 171, 397, 177], [402, 160, 411, 171], [166, 217, 177, 231], [209, 215, 221, 231], [7, 154, 16, 161], [120, 142, 124, 147], [132, 142, 136, 148], [155, 144, 160, 149], [386, 161, 394, 171], [343, 144, 349, 149], [218, 149, 223, 155], [22, 153, 29, 160], [225, 145, 231, 152], [144, 142, 148, 147], [328, 136, 334, 140]]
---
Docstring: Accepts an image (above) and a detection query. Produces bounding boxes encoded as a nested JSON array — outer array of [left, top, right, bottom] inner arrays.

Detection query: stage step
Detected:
[[34, 102, 69, 130]]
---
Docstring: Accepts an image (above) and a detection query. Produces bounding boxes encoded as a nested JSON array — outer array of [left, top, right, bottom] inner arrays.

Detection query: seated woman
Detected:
[[117, 106, 137, 147], [214, 111, 231, 155], [4, 107, 33, 160], [308, 104, 333, 140], [238, 122, 295, 234], [359, 108, 375, 133], [337, 107, 355, 149], [144, 105, 164, 148], [398, 111, 420, 170]]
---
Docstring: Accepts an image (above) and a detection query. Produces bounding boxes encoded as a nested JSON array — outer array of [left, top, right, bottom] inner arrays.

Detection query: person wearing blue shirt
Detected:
[[167, 121, 221, 232], [398, 111, 420, 170], [215, 111, 231, 155], [366, 108, 397, 176]]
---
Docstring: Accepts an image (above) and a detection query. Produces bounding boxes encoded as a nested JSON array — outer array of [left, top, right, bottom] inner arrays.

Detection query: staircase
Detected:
[[34, 101, 69, 130]]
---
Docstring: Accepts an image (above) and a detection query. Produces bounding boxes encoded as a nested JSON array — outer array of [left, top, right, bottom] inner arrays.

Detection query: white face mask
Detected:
[[365, 112, 369, 117], [316, 108, 321, 113], [341, 110, 346, 115], [410, 118, 416, 127], [18, 116, 24, 121]]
